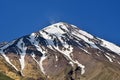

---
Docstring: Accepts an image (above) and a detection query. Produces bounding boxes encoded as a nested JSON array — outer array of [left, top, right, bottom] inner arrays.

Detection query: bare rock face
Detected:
[[0, 22, 120, 80]]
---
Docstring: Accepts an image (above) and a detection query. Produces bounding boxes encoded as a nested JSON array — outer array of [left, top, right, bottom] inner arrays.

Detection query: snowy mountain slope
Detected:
[[0, 22, 120, 80]]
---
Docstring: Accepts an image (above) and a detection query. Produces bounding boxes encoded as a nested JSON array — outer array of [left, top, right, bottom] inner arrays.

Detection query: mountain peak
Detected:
[[0, 22, 120, 80], [49, 22, 70, 26], [40, 22, 71, 36], [42, 22, 93, 38]]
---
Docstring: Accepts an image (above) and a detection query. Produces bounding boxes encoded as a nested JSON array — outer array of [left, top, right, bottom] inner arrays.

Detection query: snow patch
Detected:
[[71, 25, 94, 39], [96, 53, 100, 56], [100, 38, 120, 55], [80, 48, 91, 54], [55, 65, 58, 67], [55, 55, 58, 61], [106, 53, 116, 58], [105, 55, 113, 62], [0, 40, 15, 50], [118, 61, 120, 65], [29, 33, 48, 74], [54, 45, 85, 75], [40, 54, 47, 74], [72, 32, 99, 49], [0, 41, 19, 71], [19, 55, 25, 70], [75, 60, 85, 74], [17, 38, 27, 75], [31, 53, 39, 64], [1, 53, 18, 71], [31, 52, 47, 75], [39, 31, 54, 46], [43, 23, 67, 37], [69, 61, 74, 67], [79, 30, 94, 39]]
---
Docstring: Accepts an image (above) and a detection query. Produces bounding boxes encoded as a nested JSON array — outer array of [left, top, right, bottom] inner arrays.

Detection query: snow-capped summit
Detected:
[[0, 22, 120, 80]]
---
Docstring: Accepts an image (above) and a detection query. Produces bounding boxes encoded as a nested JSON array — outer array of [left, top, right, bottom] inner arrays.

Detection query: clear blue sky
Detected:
[[0, 0, 120, 45]]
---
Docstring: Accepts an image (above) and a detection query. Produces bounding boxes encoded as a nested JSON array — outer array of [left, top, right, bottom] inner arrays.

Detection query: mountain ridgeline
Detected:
[[0, 22, 120, 80]]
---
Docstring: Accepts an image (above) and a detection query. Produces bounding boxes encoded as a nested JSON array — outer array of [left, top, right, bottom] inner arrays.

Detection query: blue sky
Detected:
[[0, 0, 120, 45]]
